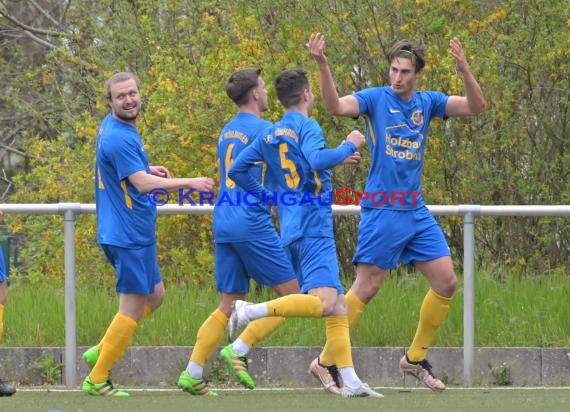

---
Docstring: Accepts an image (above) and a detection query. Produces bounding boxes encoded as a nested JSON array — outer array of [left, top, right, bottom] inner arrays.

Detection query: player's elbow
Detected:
[[133, 180, 155, 194], [477, 99, 487, 114], [308, 158, 324, 171], [326, 106, 340, 117], [474, 102, 486, 115], [471, 99, 486, 116], [128, 172, 154, 193], [227, 168, 238, 181]]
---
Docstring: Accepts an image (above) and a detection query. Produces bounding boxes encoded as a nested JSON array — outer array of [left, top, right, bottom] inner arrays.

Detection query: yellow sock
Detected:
[[190, 309, 228, 366], [407, 288, 451, 362], [0, 303, 4, 341], [95, 305, 153, 351], [324, 316, 352, 368], [345, 289, 366, 328], [239, 317, 285, 348], [90, 313, 138, 383], [319, 290, 365, 365], [266, 294, 323, 317]]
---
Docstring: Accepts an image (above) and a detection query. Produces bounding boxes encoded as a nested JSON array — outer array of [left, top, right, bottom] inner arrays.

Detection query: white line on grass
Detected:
[[18, 386, 570, 393]]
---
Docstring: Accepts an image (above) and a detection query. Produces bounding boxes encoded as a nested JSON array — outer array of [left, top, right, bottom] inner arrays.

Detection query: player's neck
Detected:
[[285, 104, 309, 118], [391, 86, 415, 102], [238, 104, 262, 118], [111, 113, 137, 127]]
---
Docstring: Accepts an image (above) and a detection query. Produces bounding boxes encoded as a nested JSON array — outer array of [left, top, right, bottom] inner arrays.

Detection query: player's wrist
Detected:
[[456, 61, 470, 75], [314, 55, 329, 66]]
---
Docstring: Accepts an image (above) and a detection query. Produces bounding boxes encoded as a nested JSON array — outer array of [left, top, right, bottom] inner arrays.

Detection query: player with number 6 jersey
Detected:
[[228, 68, 382, 398], [178, 68, 300, 396]]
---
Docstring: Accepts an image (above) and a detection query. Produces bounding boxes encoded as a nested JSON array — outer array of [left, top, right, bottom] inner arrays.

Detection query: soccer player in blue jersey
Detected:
[[177, 68, 302, 396], [82, 72, 214, 397], [306, 33, 485, 391], [0, 209, 16, 397], [228, 68, 382, 398], [0, 210, 8, 343]]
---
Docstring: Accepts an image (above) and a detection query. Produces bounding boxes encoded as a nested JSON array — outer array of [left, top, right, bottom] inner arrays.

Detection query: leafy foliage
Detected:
[[1, 0, 568, 286]]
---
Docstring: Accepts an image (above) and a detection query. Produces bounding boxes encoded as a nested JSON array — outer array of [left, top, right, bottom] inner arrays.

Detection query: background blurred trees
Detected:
[[0, 0, 567, 286]]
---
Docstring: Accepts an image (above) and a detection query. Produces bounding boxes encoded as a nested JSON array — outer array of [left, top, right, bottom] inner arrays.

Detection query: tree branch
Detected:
[[23, 29, 58, 49], [61, 0, 72, 26], [29, 0, 61, 27], [0, 3, 67, 37], [0, 141, 41, 161]]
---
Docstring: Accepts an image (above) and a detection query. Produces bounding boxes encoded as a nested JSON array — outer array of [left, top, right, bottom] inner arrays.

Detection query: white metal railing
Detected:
[[1, 203, 569, 387]]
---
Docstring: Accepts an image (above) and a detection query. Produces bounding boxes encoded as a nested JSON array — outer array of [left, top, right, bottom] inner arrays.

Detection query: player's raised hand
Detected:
[[345, 130, 366, 150], [449, 37, 469, 74], [306, 32, 327, 64], [187, 177, 215, 192], [342, 151, 361, 165]]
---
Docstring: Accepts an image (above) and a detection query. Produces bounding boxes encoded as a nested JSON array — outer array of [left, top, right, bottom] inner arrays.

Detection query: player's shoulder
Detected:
[[256, 117, 273, 128], [300, 116, 323, 136], [101, 114, 137, 137], [99, 122, 139, 154], [355, 86, 388, 97], [415, 89, 448, 101]]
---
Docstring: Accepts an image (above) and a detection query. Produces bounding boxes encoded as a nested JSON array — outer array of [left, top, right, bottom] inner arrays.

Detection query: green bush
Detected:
[[2, 0, 567, 286]]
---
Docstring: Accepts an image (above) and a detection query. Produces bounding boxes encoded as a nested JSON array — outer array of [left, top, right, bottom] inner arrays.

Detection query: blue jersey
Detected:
[[229, 110, 356, 246], [213, 112, 275, 242], [354, 86, 448, 210], [95, 114, 156, 247]]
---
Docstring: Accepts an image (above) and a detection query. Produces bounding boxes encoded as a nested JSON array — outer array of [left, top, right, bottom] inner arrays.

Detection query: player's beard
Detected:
[[115, 105, 140, 122]]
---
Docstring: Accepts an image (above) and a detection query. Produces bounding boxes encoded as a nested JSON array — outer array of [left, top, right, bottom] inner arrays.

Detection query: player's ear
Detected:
[[303, 88, 310, 102]]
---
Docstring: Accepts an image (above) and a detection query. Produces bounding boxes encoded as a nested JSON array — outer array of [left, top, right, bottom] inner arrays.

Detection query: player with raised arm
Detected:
[[306, 33, 485, 392]]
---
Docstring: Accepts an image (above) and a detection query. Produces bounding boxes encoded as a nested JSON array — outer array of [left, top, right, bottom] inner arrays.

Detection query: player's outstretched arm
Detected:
[[445, 37, 486, 117], [307, 33, 360, 118], [304, 130, 365, 171]]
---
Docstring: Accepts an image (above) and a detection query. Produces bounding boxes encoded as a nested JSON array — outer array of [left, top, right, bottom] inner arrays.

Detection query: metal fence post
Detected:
[[460, 205, 479, 385], [61, 203, 81, 387]]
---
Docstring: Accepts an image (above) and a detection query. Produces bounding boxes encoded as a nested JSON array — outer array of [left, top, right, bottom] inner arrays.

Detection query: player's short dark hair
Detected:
[[275, 68, 309, 108], [104, 72, 141, 102], [225, 68, 262, 106], [388, 40, 426, 72]]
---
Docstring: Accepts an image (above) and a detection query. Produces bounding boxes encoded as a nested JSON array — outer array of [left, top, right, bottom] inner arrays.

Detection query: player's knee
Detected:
[[0, 281, 8, 305], [154, 294, 165, 309], [441, 274, 458, 297], [218, 302, 233, 318], [321, 301, 336, 317], [320, 294, 341, 316], [368, 275, 383, 295], [357, 278, 381, 302], [152, 287, 166, 309]]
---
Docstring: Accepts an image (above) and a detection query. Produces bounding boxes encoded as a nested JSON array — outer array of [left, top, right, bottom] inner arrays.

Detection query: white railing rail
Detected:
[[1, 203, 569, 387]]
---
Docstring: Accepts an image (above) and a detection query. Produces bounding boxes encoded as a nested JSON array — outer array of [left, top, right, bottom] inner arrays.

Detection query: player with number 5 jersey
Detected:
[[178, 68, 301, 397], [228, 68, 382, 398]]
